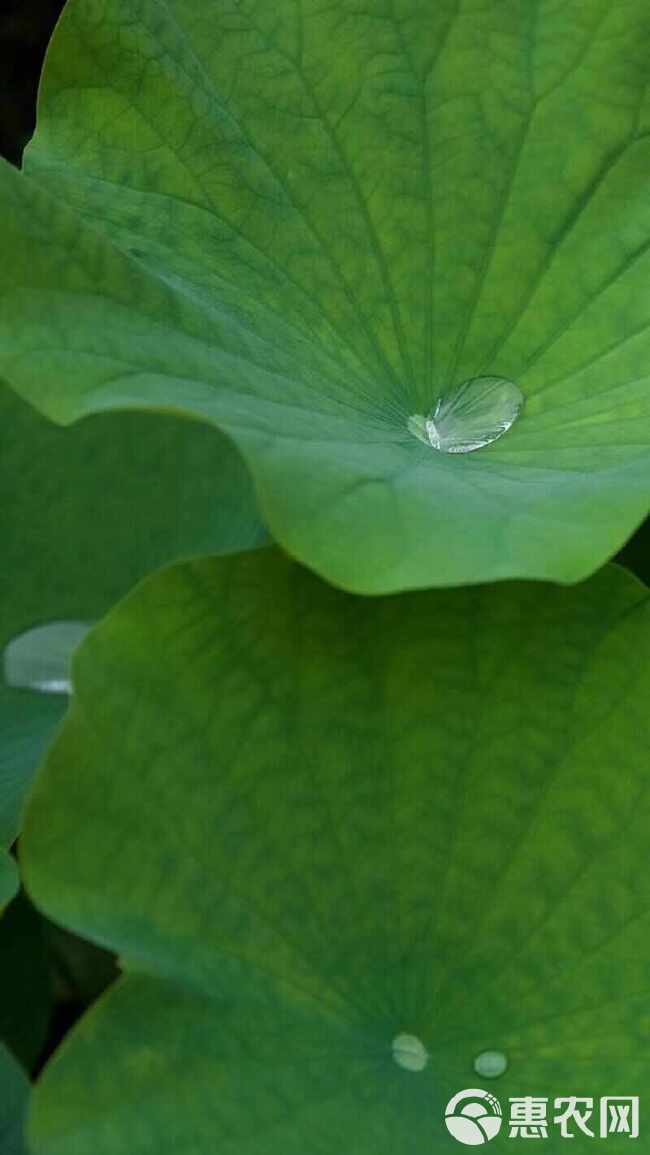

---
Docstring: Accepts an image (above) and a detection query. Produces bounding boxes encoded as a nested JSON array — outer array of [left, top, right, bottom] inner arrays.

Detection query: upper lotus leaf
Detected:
[[22, 554, 650, 1153], [0, 0, 649, 592]]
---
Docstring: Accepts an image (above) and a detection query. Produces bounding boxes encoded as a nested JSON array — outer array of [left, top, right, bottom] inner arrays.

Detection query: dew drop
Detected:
[[3, 621, 92, 695], [392, 1033, 429, 1072], [408, 376, 523, 454], [473, 1050, 508, 1079]]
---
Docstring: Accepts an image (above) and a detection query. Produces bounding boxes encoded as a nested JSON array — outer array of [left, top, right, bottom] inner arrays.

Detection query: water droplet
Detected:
[[473, 1050, 508, 1079], [408, 376, 523, 454], [3, 621, 92, 695], [392, 1033, 429, 1072]]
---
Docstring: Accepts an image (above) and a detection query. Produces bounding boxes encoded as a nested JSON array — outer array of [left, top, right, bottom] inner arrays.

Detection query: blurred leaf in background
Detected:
[[0, 1043, 29, 1155], [0, 383, 268, 904]]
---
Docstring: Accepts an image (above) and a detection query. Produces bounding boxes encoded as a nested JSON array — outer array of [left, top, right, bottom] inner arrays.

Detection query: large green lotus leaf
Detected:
[[22, 554, 650, 1154], [0, 0, 649, 593], [0, 384, 266, 887], [0, 1044, 28, 1155]]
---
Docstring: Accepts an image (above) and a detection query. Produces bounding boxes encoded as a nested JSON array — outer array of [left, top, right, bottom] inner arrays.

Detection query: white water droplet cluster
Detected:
[[408, 376, 524, 454], [392, 1033, 429, 1072], [473, 1049, 508, 1079]]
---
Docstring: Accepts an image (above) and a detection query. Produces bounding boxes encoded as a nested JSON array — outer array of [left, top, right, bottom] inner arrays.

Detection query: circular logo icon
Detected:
[[445, 1088, 503, 1146]]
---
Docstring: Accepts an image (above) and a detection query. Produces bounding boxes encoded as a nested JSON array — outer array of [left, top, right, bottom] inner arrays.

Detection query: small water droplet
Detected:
[[473, 1050, 508, 1079], [408, 376, 523, 454], [392, 1033, 429, 1072], [3, 621, 92, 695]]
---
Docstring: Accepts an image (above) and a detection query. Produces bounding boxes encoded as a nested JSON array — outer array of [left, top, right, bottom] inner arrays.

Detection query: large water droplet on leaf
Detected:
[[408, 376, 523, 454], [3, 621, 91, 695], [473, 1049, 508, 1079], [391, 1033, 429, 1072]]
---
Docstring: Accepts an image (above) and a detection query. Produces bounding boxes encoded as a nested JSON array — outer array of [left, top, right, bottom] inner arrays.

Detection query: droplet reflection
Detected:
[[392, 1033, 429, 1072], [408, 376, 523, 454]]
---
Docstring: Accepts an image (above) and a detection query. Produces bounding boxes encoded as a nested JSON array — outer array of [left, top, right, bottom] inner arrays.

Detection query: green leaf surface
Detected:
[[1, 0, 649, 592], [22, 553, 650, 1153], [0, 383, 266, 872], [0, 1044, 28, 1155]]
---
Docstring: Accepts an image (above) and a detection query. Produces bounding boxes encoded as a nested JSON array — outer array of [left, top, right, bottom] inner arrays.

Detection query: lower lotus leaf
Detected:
[[0, 1043, 29, 1155], [22, 554, 650, 1153], [0, 384, 267, 879]]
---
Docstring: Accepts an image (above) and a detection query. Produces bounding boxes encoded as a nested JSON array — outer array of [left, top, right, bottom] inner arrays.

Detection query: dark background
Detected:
[[0, 0, 64, 165]]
